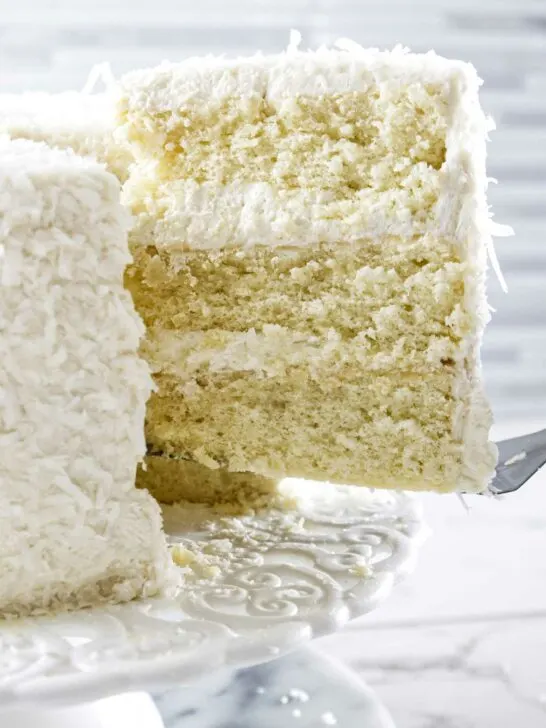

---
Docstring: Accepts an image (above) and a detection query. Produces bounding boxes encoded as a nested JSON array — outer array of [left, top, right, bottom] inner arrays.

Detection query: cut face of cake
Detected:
[[0, 92, 132, 181], [0, 137, 172, 617], [118, 44, 499, 496]]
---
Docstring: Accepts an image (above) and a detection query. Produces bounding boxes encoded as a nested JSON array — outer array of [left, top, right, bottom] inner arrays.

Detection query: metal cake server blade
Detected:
[[490, 428, 546, 494]]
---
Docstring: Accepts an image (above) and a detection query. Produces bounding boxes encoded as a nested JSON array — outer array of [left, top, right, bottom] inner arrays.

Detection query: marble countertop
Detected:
[[154, 419, 546, 728], [316, 419, 546, 727]]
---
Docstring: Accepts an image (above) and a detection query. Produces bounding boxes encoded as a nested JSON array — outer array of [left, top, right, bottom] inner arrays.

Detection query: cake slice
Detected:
[[119, 42, 500, 497], [0, 92, 132, 180], [0, 137, 172, 617]]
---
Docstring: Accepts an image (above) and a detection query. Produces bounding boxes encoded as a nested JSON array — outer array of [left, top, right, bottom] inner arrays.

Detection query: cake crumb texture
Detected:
[[138, 454, 280, 506], [119, 45, 497, 496]]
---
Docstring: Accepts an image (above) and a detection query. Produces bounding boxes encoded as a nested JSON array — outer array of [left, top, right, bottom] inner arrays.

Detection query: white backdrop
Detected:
[[1, 0, 544, 424]]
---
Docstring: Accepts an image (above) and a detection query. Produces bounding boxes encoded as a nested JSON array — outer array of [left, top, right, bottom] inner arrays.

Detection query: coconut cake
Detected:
[[117, 41, 501, 499], [0, 137, 172, 617]]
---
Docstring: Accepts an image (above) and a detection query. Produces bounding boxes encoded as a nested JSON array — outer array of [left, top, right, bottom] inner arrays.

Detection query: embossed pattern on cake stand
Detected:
[[0, 482, 424, 727]]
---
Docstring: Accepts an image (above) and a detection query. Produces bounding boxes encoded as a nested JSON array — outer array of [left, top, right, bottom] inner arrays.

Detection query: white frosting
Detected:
[[120, 43, 466, 110], [123, 174, 442, 250], [146, 326, 460, 382], [438, 57, 499, 491], [145, 327, 343, 380], [0, 137, 172, 616], [0, 91, 116, 134], [0, 92, 132, 180]]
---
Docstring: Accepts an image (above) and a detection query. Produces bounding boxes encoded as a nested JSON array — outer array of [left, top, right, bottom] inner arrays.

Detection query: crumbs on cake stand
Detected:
[[162, 479, 380, 587], [163, 486, 302, 584]]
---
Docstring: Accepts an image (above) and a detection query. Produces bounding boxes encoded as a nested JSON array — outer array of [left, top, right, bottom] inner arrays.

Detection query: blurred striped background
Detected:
[[1, 0, 544, 425]]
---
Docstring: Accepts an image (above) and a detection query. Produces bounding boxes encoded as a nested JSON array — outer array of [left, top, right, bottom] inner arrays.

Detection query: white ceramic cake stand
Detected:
[[0, 481, 424, 727]]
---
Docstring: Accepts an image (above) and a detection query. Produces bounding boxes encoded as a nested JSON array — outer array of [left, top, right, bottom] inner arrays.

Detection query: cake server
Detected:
[[490, 428, 546, 494]]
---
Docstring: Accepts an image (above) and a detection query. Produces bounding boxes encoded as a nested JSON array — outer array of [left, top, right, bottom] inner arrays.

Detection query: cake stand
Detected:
[[0, 481, 425, 727]]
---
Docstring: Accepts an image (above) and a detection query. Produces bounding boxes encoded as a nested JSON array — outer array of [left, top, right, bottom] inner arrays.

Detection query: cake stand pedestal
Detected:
[[155, 645, 396, 728], [0, 482, 423, 726]]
